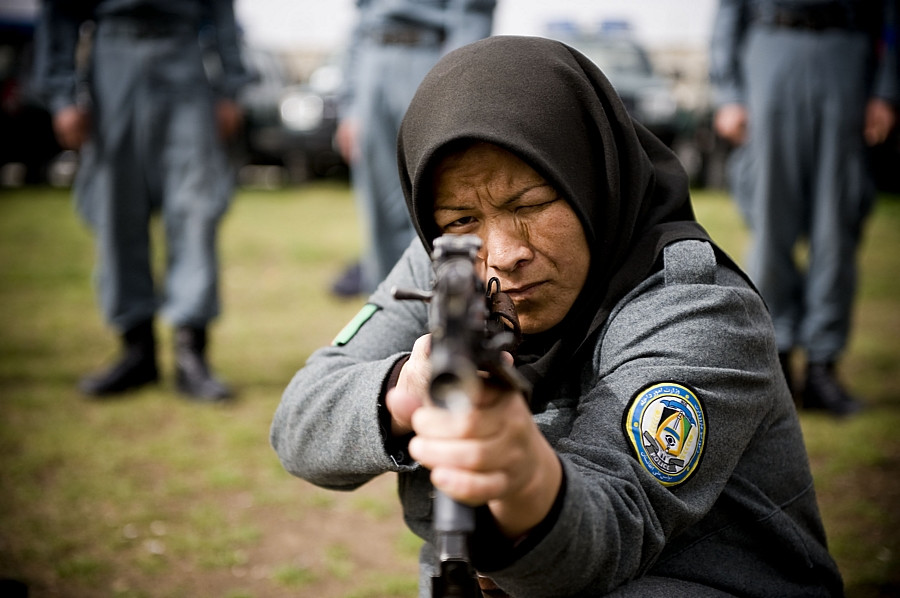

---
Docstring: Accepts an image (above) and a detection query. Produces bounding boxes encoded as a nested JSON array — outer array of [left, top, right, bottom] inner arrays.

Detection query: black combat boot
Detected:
[[802, 361, 863, 417], [79, 319, 159, 396], [174, 326, 232, 402]]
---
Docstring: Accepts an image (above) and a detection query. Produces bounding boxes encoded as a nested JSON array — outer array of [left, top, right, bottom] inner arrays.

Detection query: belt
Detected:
[[369, 26, 446, 46], [764, 5, 857, 31], [98, 17, 197, 39]]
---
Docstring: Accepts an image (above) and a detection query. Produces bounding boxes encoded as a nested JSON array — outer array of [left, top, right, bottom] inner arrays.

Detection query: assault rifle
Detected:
[[392, 234, 531, 598]]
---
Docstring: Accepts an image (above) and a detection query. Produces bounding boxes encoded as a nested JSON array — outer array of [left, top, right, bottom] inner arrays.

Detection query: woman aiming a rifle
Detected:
[[271, 36, 842, 597]]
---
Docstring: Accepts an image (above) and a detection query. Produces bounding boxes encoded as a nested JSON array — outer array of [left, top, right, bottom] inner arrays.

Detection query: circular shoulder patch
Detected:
[[624, 383, 706, 487]]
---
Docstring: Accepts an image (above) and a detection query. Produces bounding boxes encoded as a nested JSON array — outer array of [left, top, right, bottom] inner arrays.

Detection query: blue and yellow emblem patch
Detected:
[[624, 382, 706, 486]]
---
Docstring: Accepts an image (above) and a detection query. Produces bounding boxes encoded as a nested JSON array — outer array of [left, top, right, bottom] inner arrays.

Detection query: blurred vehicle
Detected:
[[0, 12, 63, 186], [545, 21, 718, 187], [547, 24, 689, 143], [237, 46, 347, 184]]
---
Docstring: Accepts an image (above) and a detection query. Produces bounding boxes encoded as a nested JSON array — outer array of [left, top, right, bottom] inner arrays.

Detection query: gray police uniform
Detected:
[[710, 0, 899, 363], [33, 0, 249, 331], [271, 238, 842, 597], [341, 0, 496, 292]]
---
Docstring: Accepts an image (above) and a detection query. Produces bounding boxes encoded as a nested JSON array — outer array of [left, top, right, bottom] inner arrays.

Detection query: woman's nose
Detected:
[[482, 221, 531, 273]]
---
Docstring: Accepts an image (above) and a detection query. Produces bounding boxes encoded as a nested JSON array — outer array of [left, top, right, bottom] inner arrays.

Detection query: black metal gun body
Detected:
[[393, 234, 530, 598]]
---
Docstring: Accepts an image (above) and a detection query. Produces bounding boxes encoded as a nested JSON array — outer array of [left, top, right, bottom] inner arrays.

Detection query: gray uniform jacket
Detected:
[[33, 0, 251, 114], [339, 0, 497, 118], [271, 238, 842, 597]]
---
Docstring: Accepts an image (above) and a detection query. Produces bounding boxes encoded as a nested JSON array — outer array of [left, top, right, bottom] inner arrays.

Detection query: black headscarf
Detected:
[[398, 35, 731, 409]]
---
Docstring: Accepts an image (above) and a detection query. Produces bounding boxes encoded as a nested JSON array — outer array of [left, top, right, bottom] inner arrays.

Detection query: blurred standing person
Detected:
[[332, 0, 496, 297], [710, 0, 899, 415], [33, 0, 252, 401]]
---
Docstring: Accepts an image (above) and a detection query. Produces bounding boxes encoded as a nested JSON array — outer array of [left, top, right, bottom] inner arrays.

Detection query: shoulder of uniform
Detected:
[[663, 239, 717, 286]]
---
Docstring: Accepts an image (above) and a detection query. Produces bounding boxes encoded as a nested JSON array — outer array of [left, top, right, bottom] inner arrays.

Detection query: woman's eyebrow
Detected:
[[500, 183, 554, 207], [434, 182, 552, 211], [434, 203, 468, 212]]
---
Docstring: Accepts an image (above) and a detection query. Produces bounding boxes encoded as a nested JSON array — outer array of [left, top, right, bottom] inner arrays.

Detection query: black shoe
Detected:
[[802, 362, 863, 417], [79, 320, 158, 396], [331, 261, 364, 297], [174, 326, 232, 402]]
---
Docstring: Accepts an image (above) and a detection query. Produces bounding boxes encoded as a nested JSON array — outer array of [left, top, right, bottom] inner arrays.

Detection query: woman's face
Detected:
[[433, 142, 591, 334]]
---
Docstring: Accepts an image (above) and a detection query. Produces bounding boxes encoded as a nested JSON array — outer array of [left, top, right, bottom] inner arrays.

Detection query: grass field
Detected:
[[0, 181, 898, 597]]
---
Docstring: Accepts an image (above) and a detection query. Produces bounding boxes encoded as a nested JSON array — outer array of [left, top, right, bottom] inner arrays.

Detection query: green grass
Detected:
[[0, 183, 898, 597]]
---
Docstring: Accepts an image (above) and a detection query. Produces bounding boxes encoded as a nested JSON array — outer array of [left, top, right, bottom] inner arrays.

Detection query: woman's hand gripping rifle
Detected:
[[392, 234, 531, 598]]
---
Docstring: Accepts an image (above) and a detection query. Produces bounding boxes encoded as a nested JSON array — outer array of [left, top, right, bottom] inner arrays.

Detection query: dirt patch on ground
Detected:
[[1, 474, 419, 598]]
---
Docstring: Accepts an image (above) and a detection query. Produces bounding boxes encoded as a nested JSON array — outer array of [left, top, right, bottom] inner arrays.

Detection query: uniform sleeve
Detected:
[[207, 0, 253, 99], [709, 0, 749, 108], [31, 0, 86, 114], [487, 242, 780, 596], [337, 0, 367, 119], [871, 0, 900, 105], [270, 240, 432, 490]]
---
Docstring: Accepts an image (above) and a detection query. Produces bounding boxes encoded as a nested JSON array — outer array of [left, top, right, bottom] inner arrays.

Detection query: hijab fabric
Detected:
[[397, 35, 730, 409]]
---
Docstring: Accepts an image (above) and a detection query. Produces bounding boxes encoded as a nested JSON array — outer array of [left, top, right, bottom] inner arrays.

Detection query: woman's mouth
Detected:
[[501, 281, 544, 300]]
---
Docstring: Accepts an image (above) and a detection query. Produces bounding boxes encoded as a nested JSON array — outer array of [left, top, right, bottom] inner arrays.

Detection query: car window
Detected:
[[576, 40, 653, 77]]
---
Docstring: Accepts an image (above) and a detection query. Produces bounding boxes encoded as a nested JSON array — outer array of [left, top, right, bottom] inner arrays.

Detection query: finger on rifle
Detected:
[[430, 467, 507, 506]]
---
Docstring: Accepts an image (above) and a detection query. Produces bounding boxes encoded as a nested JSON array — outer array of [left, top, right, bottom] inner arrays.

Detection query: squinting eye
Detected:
[[443, 215, 476, 231], [516, 198, 557, 214]]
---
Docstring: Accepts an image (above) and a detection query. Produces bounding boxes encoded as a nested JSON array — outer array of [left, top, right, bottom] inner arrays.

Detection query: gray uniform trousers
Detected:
[[343, 0, 496, 293], [732, 25, 874, 363], [75, 18, 233, 331], [351, 39, 442, 292]]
